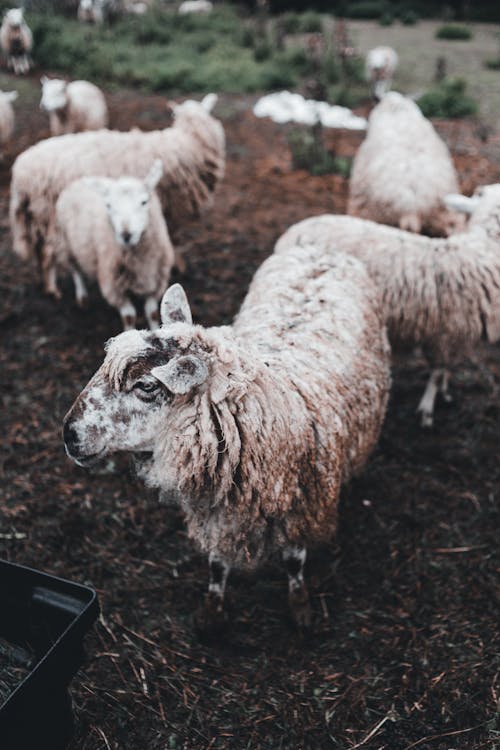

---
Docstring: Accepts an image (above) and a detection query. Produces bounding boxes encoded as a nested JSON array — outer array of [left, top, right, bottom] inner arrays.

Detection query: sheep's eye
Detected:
[[134, 380, 159, 393], [141, 199, 148, 206]]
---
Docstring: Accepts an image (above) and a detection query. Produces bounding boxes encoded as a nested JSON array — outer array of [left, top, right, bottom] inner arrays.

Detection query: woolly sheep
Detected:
[[63, 250, 391, 627], [0, 8, 32, 75], [52, 160, 174, 330], [348, 92, 464, 237], [0, 89, 17, 145], [40, 77, 109, 137], [77, 0, 104, 23], [365, 46, 398, 101], [178, 0, 213, 15], [10, 93, 224, 295], [275, 184, 500, 427]]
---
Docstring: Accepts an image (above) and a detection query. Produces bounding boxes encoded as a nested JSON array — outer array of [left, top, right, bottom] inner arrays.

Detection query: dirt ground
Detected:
[[1, 84, 499, 750]]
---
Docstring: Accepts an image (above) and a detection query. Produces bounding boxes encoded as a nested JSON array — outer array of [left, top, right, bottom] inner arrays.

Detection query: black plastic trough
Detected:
[[0, 559, 99, 750]]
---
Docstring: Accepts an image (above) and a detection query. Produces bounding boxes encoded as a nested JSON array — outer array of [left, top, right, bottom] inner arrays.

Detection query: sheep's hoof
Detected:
[[442, 392, 453, 404], [418, 410, 434, 429], [289, 584, 312, 631], [195, 592, 228, 636], [77, 294, 89, 309], [46, 287, 62, 301]]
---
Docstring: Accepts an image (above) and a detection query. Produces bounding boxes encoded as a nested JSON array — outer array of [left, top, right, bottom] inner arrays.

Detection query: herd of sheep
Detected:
[[2, 9, 499, 629]]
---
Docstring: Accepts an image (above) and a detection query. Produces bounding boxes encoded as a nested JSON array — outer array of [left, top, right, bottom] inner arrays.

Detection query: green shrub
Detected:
[[418, 78, 478, 118], [400, 9, 419, 25], [435, 24, 473, 40], [298, 11, 323, 33], [379, 11, 394, 25], [240, 26, 255, 48], [343, 55, 365, 84], [341, 1, 387, 19], [322, 54, 341, 84], [288, 127, 352, 177], [485, 57, 500, 70], [254, 40, 272, 61], [280, 12, 301, 34]]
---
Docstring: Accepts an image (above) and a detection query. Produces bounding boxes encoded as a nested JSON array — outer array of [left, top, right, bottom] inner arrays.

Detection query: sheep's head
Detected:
[[172, 93, 218, 119], [83, 160, 163, 248], [444, 184, 500, 230], [5, 8, 23, 28], [40, 77, 69, 112], [63, 284, 211, 467]]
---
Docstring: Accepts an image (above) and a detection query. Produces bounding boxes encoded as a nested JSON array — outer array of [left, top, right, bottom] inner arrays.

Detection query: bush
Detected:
[[400, 9, 419, 24], [254, 40, 272, 61], [341, 1, 387, 19], [379, 11, 394, 25], [435, 24, 473, 40], [418, 78, 478, 118], [288, 126, 352, 176], [298, 11, 323, 32], [485, 57, 500, 70], [280, 12, 301, 34]]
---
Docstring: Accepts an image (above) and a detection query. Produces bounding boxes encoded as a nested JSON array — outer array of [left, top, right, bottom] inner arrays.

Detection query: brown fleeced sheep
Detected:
[[10, 94, 224, 293], [348, 92, 464, 237], [63, 247, 391, 628], [275, 184, 500, 427]]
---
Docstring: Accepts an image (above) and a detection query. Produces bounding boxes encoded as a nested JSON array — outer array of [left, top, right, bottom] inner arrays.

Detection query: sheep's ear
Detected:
[[201, 93, 217, 113], [144, 159, 163, 192], [152, 355, 208, 395], [443, 193, 479, 215], [160, 283, 192, 326]]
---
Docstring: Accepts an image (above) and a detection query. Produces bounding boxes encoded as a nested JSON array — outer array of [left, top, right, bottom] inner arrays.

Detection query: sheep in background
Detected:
[[63, 249, 391, 628], [348, 92, 464, 237], [0, 89, 17, 146], [365, 46, 398, 101], [0, 8, 32, 75], [275, 184, 500, 427], [52, 160, 174, 330], [10, 93, 225, 296], [77, 0, 105, 24], [178, 0, 213, 15], [40, 77, 109, 136]]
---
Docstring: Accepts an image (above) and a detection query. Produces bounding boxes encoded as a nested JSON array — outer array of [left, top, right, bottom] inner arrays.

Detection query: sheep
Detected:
[[63, 250, 391, 628], [275, 183, 500, 427], [52, 160, 174, 330], [365, 46, 398, 101], [348, 92, 464, 237], [40, 77, 109, 137], [0, 89, 17, 146], [0, 8, 32, 75], [77, 0, 103, 23], [10, 93, 225, 296], [178, 0, 213, 15]]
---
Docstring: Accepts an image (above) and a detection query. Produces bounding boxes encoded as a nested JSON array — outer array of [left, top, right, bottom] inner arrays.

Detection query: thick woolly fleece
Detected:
[[54, 179, 174, 310], [66, 247, 390, 569], [275, 189, 500, 366], [9, 100, 225, 262], [348, 92, 461, 236], [46, 81, 108, 136]]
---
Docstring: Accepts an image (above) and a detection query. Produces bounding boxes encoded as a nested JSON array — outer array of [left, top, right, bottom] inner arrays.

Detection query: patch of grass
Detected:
[[484, 56, 500, 70], [400, 9, 419, 25], [435, 24, 473, 40], [418, 78, 478, 118], [298, 11, 323, 33], [379, 11, 394, 26], [288, 126, 352, 176]]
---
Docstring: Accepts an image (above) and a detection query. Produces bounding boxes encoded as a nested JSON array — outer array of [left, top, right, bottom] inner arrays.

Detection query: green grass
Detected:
[[288, 126, 352, 176], [435, 24, 473, 40], [418, 78, 478, 118]]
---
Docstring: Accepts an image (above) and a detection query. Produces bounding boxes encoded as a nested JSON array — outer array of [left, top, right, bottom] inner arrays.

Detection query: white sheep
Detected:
[[40, 77, 109, 136], [0, 89, 17, 146], [77, 0, 104, 23], [365, 46, 398, 101], [63, 249, 391, 628], [10, 93, 225, 296], [275, 184, 500, 427], [0, 8, 32, 75], [52, 160, 174, 330], [348, 92, 464, 237], [178, 0, 213, 15]]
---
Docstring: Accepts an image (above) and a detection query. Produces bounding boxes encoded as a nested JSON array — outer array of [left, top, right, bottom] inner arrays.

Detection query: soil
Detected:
[[0, 86, 499, 750]]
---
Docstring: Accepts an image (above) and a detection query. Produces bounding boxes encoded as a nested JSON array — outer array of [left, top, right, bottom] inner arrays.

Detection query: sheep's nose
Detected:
[[63, 421, 80, 455], [122, 230, 132, 245]]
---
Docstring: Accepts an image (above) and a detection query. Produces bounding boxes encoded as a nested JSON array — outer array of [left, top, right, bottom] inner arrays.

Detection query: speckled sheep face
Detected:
[[40, 78, 68, 112], [63, 285, 209, 467]]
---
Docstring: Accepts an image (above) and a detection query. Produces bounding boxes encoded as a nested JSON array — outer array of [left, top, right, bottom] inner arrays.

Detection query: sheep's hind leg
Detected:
[[416, 368, 443, 428], [283, 545, 312, 629], [144, 296, 160, 330], [119, 300, 137, 330], [71, 268, 88, 307], [196, 552, 230, 633], [440, 369, 453, 403]]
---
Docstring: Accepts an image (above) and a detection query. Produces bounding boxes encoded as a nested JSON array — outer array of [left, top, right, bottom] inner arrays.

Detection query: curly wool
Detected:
[[10, 100, 225, 262], [348, 92, 461, 236], [275, 191, 500, 366], [127, 248, 390, 568]]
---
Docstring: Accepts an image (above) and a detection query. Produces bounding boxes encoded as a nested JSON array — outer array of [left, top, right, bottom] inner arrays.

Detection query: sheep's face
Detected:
[[63, 284, 209, 467], [5, 8, 23, 28], [445, 184, 500, 231], [88, 160, 163, 248], [40, 78, 68, 112]]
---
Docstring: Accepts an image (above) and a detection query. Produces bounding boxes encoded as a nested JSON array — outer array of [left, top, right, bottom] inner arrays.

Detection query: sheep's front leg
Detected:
[[119, 300, 137, 330], [417, 368, 443, 428], [283, 545, 312, 628], [196, 552, 230, 632], [71, 268, 88, 307], [144, 295, 160, 330]]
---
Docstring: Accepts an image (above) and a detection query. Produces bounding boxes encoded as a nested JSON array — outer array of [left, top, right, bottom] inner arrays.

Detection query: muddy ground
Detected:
[[0, 86, 499, 750]]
